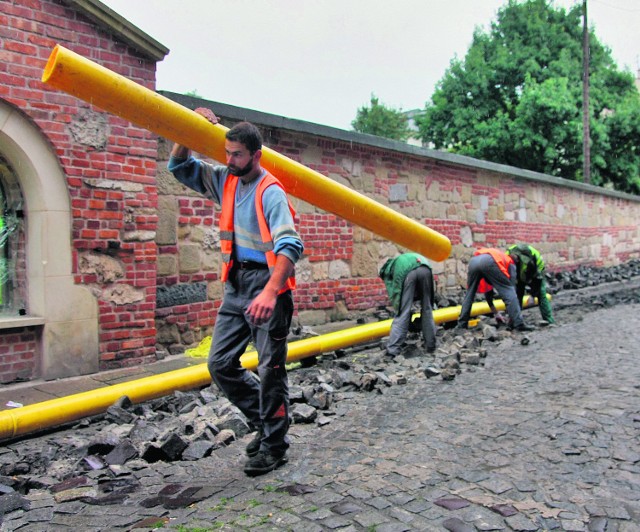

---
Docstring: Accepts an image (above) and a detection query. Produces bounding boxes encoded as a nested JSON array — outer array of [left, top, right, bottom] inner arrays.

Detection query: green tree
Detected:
[[603, 94, 640, 193], [352, 95, 412, 141], [417, 0, 640, 193]]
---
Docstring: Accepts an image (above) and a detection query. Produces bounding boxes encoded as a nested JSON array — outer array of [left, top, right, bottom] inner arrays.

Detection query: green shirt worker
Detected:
[[379, 253, 437, 356], [506, 244, 555, 324]]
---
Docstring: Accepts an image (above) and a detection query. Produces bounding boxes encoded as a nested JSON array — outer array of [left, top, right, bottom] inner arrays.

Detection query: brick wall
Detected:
[[2, 1, 639, 377], [1, 0, 160, 378], [154, 96, 640, 354], [0, 327, 38, 384]]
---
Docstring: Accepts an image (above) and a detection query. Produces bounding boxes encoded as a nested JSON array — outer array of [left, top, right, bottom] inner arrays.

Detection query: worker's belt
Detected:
[[235, 261, 269, 270]]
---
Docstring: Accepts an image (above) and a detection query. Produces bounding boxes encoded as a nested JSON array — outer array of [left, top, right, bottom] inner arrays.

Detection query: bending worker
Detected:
[[456, 247, 534, 332], [168, 108, 304, 477], [379, 253, 437, 355], [506, 243, 555, 324]]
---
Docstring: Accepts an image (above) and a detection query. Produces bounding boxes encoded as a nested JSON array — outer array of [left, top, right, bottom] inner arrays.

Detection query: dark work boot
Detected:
[[244, 451, 288, 477], [245, 430, 263, 457]]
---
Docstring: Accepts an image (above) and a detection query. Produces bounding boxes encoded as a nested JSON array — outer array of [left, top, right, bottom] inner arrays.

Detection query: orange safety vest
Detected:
[[219, 172, 296, 292], [474, 248, 514, 293]]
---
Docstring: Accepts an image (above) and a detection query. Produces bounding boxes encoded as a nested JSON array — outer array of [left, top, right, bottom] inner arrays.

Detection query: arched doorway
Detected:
[[0, 100, 99, 380]]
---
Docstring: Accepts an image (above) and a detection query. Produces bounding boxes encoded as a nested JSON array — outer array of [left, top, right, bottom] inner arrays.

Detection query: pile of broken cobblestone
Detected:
[[0, 259, 639, 519]]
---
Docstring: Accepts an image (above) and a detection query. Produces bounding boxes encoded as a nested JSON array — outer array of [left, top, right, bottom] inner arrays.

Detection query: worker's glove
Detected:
[[494, 312, 508, 326]]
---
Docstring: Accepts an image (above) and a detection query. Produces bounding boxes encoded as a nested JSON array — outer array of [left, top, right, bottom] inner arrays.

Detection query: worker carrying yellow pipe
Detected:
[[41, 45, 451, 262]]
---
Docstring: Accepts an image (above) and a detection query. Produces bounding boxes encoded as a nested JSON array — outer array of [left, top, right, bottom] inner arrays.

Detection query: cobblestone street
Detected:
[[2, 294, 639, 531]]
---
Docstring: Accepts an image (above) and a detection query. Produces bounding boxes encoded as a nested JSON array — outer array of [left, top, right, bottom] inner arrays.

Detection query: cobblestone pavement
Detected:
[[2, 300, 640, 531]]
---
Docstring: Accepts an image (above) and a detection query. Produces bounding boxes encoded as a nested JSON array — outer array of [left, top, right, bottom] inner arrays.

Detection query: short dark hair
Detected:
[[226, 122, 263, 154]]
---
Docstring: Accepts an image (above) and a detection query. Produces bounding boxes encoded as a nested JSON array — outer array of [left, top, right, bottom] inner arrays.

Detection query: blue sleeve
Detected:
[[168, 156, 224, 204], [262, 185, 304, 264]]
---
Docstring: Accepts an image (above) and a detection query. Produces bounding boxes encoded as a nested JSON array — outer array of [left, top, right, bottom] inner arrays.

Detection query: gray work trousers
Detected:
[[387, 266, 437, 355], [208, 268, 292, 456], [458, 253, 523, 327]]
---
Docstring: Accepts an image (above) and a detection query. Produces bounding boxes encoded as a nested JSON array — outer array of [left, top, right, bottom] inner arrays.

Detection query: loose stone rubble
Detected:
[[0, 259, 639, 530]]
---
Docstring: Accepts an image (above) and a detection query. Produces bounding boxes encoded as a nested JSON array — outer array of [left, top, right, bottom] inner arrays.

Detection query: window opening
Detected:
[[0, 157, 27, 316]]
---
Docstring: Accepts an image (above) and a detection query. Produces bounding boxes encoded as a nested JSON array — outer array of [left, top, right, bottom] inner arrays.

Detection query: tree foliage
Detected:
[[417, 0, 640, 194], [351, 95, 412, 141]]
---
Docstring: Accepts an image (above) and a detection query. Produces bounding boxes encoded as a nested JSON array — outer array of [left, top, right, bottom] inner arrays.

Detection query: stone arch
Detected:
[[0, 100, 99, 380]]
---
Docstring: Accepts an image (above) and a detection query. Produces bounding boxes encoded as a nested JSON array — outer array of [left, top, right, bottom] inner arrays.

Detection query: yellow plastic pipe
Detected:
[[0, 296, 544, 441], [0, 364, 212, 442], [242, 305, 458, 370], [239, 295, 543, 370], [41, 45, 451, 262]]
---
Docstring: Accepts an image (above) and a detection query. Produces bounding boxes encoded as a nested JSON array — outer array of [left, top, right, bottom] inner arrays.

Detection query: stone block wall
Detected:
[[154, 95, 640, 353], [154, 138, 219, 354]]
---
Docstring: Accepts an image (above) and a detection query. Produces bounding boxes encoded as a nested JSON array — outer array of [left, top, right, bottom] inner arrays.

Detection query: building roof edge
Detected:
[[62, 0, 169, 61]]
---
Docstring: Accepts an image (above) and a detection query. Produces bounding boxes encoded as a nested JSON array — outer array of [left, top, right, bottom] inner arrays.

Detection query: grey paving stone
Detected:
[[442, 516, 477, 532], [331, 501, 362, 515], [270, 511, 303, 527], [302, 507, 333, 521], [478, 477, 514, 495], [388, 506, 419, 524], [1, 300, 639, 531], [375, 522, 413, 532], [404, 498, 431, 513], [604, 506, 632, 520], [505, 512, 541, 531], [0, 516, 29, 532], [352, 509, 391, 527], [346, 486, 373, 499], [15, 506, 53, 523], [319, 514, 353, 529], [289, 523, 325, 532], [366, 496, 392, 510]]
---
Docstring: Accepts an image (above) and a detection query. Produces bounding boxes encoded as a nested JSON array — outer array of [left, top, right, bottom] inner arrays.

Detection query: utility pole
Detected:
[[582, 0, 591, 184]]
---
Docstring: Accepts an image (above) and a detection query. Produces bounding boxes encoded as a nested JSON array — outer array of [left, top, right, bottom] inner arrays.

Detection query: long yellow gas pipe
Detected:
[[41, 45, 451, 262], [0, 297, 542, 441], [239, 294, 541, 368]]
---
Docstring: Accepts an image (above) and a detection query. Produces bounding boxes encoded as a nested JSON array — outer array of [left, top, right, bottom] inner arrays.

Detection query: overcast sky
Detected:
[[100, 0, 639, 131]]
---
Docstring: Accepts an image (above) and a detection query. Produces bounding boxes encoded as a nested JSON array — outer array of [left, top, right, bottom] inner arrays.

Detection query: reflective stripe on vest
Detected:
[[219, 172, 296, 292]]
